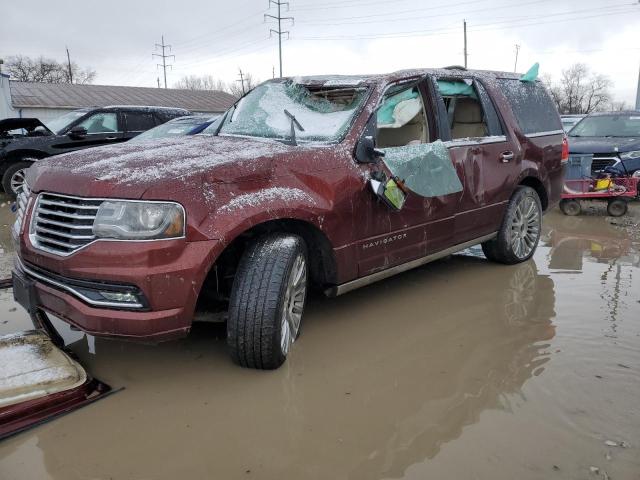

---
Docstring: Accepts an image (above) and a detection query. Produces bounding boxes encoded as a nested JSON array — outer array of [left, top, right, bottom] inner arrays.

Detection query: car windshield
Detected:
[[569, 114, 640, 137], [207, 80, 368, 143], [131, 116, 213, 142], [46, 110, 89, 134]]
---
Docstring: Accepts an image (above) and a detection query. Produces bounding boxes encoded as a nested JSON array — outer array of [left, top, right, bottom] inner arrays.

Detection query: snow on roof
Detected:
[[9, 81, 236, 113]]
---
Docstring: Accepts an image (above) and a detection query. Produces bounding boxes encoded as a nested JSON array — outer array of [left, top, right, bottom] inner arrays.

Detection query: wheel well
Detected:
[[519, 176, 548, 211], [1, 150, 48, 175], [196, 219, 337, 314]]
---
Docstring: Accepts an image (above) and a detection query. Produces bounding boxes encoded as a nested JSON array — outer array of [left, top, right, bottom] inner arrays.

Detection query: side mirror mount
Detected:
[[356, 135, 386, 164], [68, 126, 87, 139]]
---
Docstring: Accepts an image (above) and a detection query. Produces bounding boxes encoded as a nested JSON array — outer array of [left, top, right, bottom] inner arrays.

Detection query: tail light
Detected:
[[561, 135, 569, 164]]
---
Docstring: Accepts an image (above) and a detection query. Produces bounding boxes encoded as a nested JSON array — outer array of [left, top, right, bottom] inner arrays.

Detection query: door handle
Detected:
[[500, 151, 514, 163], [105, 136, 118, 140]]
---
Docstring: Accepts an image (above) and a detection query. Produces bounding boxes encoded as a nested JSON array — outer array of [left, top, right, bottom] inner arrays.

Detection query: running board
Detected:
[[325, 233, 497, 297]]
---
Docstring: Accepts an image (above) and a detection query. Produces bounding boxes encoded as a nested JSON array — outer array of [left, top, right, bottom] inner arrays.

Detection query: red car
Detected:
[[12, 67, 566, 369]]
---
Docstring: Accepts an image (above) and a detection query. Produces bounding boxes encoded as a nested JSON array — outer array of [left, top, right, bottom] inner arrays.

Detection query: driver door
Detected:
[[53, 112, 125, 152]]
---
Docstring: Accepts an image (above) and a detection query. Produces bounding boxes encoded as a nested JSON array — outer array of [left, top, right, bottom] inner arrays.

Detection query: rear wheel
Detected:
[[607, 198, 628, 217], [227, 234, 308, 370], [482, 186, 542, 265], [559, 199, 581, 216], [2, 161, 33, 196]]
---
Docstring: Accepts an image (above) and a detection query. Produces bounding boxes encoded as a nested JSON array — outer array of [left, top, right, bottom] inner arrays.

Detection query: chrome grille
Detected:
[[31, 193, 103, 256], [591, 154, 618, 173]]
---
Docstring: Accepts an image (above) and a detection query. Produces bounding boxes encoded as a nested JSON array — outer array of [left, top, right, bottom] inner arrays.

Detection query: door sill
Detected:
[[326, 232, 497, 297]]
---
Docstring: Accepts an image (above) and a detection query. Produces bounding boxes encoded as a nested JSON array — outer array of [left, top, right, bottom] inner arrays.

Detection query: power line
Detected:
[[153, 35, 174, 89], [265, 0, 294, 78]]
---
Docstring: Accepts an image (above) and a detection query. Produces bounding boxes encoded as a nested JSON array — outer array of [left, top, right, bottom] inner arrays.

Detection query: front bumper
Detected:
[[14, 237, 221, 342]]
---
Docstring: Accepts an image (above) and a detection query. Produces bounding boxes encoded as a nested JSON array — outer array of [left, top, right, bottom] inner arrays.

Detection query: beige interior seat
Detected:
[[451, 98, 487, 139]]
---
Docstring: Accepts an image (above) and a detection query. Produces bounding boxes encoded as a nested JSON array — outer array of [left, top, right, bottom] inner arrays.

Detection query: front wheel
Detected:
[[2, 161, 33, 196], [227, 234, 308, 370], [482, 186, 542, 265]]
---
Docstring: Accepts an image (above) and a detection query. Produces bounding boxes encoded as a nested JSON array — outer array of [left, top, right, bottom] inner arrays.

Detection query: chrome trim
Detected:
[[17, 258, 144, 309], [29, 192, 187, 257], [525, 129, 564, 138], [39, 198, 100, 210], [445, 135, 507, 147], [326, 233, 497, 297]]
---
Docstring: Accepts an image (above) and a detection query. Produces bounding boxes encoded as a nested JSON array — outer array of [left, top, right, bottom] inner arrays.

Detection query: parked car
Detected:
[[0, 106, 191, 195], [561, 114, 584, 132], [568, 111, 640, 175], [12, 68, 566, 369], [129, 114, 220, 143]]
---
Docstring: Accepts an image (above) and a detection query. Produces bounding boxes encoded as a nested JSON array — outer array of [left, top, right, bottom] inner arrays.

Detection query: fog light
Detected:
[[99, 291, 139, 303]]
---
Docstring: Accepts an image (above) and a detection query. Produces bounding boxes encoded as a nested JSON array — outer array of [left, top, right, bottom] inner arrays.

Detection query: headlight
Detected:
[[620, 150, 640, 160], [93, 201, 184, 240]]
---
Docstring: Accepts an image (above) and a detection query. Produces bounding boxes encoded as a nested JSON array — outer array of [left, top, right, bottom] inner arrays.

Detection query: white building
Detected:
[[0, 80, 235, 123]]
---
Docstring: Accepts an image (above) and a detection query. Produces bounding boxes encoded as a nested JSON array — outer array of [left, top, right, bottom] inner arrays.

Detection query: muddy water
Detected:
[[0, 196, 639, 479]]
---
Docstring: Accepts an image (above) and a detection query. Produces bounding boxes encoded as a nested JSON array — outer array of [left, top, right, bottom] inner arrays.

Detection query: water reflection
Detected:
[[0, 253, 556, 480]]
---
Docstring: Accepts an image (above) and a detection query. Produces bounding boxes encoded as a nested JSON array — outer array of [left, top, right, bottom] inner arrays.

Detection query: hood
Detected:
[[568, 136, 640, 154], [28, 135, 297, 200], [0, 118, 53, 135]]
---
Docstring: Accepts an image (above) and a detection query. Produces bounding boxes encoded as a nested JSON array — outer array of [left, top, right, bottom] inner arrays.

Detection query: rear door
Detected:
[[435, 76, 519, 242], [123, 111, 158, 139]]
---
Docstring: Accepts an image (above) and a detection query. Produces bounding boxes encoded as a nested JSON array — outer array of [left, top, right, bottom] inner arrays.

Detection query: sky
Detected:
[[1, 0, 639, 105]]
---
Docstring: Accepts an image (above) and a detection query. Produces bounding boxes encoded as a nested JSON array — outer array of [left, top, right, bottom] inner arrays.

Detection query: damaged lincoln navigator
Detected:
[[12, 67, 567, 369]]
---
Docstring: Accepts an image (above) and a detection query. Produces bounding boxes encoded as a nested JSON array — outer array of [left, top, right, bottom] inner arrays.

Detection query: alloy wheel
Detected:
[[10, 168, 26, 195], [280, 254, 307, 355], [509, 194, 541, 259]]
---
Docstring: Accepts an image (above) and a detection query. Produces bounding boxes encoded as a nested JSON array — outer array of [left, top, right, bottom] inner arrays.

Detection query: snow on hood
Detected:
[[29, 135, 295, 198], [568, 136, 640, 154]]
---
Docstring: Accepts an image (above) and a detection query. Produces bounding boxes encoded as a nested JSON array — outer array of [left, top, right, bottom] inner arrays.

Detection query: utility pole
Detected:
[[157, 77, 161, 88], [153, 35, 174, 89], [237, 68, 246, 95], [265, 0, 294, 78], [66, 47, 73, 84], [514, 44, 520, 72], [463, 20, 468, 69]]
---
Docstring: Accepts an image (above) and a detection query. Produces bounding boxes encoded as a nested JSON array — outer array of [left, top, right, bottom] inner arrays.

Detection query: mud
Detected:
[[1, 196, 639, 479]]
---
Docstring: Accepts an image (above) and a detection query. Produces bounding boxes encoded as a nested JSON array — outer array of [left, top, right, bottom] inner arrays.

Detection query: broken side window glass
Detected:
[[376, 84, 429, 148], [381, 140, 463, 197]]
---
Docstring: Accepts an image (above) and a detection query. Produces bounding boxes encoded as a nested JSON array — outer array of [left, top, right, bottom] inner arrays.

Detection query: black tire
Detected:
[[559, 198, 581, 216], [227, 234, 308, 370], [482, 186, 542, 265], [607, 198, 628, 217], [1, 161, 33, 196]]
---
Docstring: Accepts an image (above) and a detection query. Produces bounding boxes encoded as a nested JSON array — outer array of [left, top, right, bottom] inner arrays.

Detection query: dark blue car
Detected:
[[568, 111, 640, 176], [130, 114, 220, 143]]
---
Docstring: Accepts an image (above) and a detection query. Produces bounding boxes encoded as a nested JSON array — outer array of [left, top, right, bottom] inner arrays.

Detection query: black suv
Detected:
[[0, 105, 191, 195], [568, 111, 640, 176]]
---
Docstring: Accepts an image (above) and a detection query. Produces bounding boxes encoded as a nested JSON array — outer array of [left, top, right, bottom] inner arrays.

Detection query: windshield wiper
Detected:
[[284, 109, 305, 146]]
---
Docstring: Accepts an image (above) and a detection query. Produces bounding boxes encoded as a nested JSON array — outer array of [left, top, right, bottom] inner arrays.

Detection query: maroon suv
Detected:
[[12, 67, 567, 369]]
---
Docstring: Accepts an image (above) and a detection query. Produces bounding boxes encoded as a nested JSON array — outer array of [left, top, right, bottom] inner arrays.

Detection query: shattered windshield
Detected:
[[46, 110, 89, 135], [569, 114, 640, 137], [210, 81, 368, 143]]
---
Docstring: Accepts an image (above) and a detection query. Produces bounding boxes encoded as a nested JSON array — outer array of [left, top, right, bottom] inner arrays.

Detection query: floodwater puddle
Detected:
[[0, 197, 638, 479]]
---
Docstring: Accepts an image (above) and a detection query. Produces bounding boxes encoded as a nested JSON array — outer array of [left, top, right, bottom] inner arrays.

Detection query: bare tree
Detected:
[[228, 72, 260, 97], [174, 74, 227, 91], [174, 72, 261, 98], [609, 100, 631, 111], [6, 55, 96, 84], [543, 63, 612, 114]]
